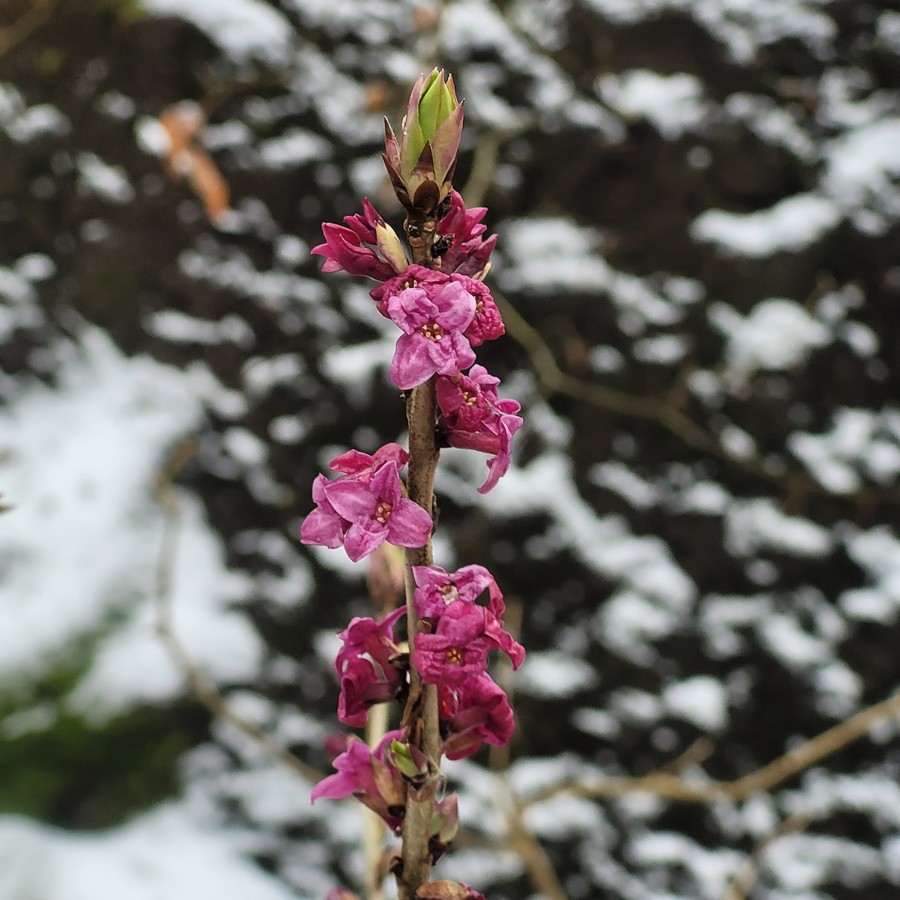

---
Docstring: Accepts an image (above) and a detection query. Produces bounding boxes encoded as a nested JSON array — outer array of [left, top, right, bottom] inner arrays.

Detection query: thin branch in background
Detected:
[[520, 690, 900, 808], [503, 780, 569, 900], [152, 436, 322, 785], [494, 288, 900, 507], [0, 0, 57, 55], [724, 811, 811, 900]]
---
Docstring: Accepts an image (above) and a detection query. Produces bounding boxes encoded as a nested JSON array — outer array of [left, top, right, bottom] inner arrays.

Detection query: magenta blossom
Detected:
[[413, 600, 524, 685], [386, 282, 476, 390], [311, 730, 406, 832], [439, 672, 515, 759], [453, 275, 504, 347], [412, 564, 502, 621], [299, 475, 350, 549], [436, 365, 523, 493], [335, 607, 406, 727], [324, 460, 432, 562], [312, 199, 407, 281], [300, 444, 422, 559], [328, 442, 408, 480], [436, 191, 497, 277], [370, 264, 449, 315]]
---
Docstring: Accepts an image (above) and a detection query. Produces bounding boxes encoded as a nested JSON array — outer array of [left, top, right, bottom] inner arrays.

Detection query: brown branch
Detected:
[[152, 437, 322, 785], [520, 690, 900, 808], [0, 0, 57, 55], [397, 222, 444, 899], [505, 794, 569, 900], [495, 289, 900, 506], [724, 811, 811, 900]]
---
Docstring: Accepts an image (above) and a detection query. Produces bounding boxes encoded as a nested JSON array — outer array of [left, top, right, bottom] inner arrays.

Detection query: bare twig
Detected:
[[0, 0, 57, 55], [495, 289, 900, 506], [504, 788, 569, 900], [520, 690, 900, 808], [364, 702, 390, 900], [724, 811, 811, 900], [152, 437, 322, 785]]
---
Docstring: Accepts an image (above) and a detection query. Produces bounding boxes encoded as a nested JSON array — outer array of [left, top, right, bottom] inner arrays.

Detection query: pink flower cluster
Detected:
[[413, 564, 523, 759], [306, 137, 523, 897], [311, 189, 522, 497], [307, 569, 525, 849]]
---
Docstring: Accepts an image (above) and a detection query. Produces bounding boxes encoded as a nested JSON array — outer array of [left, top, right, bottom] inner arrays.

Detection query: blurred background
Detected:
[[2, 0, 900, 897]]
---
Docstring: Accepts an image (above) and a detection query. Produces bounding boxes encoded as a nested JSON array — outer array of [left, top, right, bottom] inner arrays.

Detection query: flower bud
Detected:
[[387, 738, 429, 783], [383, 69, 463, 217], [431, 794, 459, 845]]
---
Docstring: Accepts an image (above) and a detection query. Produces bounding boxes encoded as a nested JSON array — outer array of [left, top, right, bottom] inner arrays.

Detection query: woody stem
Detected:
[[397, 215, 443, 899]]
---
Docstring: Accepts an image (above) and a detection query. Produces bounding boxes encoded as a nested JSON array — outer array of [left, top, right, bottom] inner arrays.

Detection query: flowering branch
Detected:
[[303, 70, 523, 900]]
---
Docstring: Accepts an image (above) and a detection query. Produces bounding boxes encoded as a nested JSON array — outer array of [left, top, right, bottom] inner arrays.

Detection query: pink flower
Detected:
[[413, 603, 492, 684], [312, 199, 408, 281], [412, 564, 501, 620], [299, 474, 350, 549], [311, 730, 406, 833], [329, 442, 408, 480], [436, 191, 497, 277], [300, 446, 404, 551], [386, 282, 476, 390], [370, 264, 449, 315], [453, 275, 504, 347], [439, 673, 515, 759], [335, 607, 406, 727], [436, 366, 523, 493], [325, 460, 433, 562], [413, 599, 524, 685]]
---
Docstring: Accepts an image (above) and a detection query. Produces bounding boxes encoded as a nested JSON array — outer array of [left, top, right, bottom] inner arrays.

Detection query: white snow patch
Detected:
[[593, 591, 679, 664], [256, 129, 331, 169], [692, 193, 840, 257], [823, 118, 900, 232], [662, 676, 728, 732], [789, 409, 900, 494], [516, 650, 598, 699], [763, 833, 883, 892], [590, 462, 658, 510], [724, 498, 832, 558], [583, 0, 836, 62], [77, 153, 135, 204], [839, 527, 900, 623], [0, 804, 299, 900], [523, 793, 609, 840], [147, 310, 255, 348], [500, 218, 685, 330], [628, 831, 744, 897], [710, 298, 830, 389], [0, 329, 262, 712], [485, 453, 697, 610], [597, 70, 707, 138], [140, 0, 294, 64], [759, 613, 829, 670]]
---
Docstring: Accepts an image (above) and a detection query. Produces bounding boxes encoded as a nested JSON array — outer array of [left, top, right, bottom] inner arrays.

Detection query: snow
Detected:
[[662, 676, 728, 731], [724, 498, 833, 558], [691, 193, 840, 257], [0, 328, 263, 712], [0, 803, 299, 900], [500, 218, 686, 330], [76, 153, 135, 205], [709, 298, 830, 389], [516, 650, 598, 699], [597, 70, 707, 138], [584, 0, 836, 62], [823, 118, 900, 232], [140, 0, 294, 64]]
